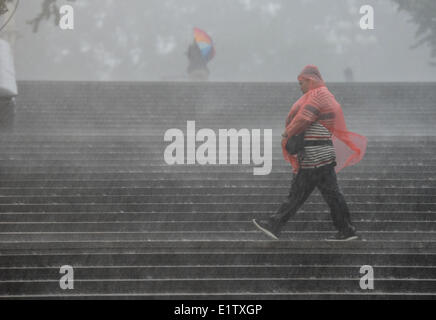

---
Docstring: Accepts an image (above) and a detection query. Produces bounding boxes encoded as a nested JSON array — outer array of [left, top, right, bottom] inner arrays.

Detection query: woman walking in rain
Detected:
[[253, 65, 367, 241]]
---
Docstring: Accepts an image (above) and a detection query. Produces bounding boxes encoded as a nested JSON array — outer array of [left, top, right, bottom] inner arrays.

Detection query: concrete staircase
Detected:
[[0, 81, 435, 299]]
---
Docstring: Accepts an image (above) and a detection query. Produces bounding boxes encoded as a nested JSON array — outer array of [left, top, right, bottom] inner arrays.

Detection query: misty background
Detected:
[[6, 0, 436, 82]]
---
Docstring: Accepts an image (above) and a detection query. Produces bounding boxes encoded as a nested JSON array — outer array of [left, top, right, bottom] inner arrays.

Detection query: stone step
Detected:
[[1, 221, 435, 232], [12, 114, 436, 121], [0, 161, 432, 170], [12, 100, 436, 106], [14, 104, 436, 111], [1, 252, 434, 267], [0, 161, 430, 168], [0, 136, 434, 143], [21, 110, 421, 116], [0, 211, 433, 222], [0, 168, 436, 178], [11, 112, 433, 118], [1, 265, 434, 281], [0, 156, 431, 162], [15, 102, 436, 109], [1, 239, 436, 252], [9, 124, 433, 132], [1, 279, 436, 296], [8, 126, 409, 134], [0, 141, 432, 149], [0, 154, 432, 162], [0, 172, 433, 180], [8, 117, 435, 123], [0, 186, 434, 196], [0, 202, 434, 212], [7, 125, 436, 134], [18, 100, 434, 106], [0, 161, 430, 169], [2, 278, 436, 297], [11, 119, 435, 126], [0, 147, 432, 154], [0, 179, 433, 188], [3, 129, 436, 136], [0, 194, 433, 204], [0, 143, 433, 150], [4, 293, 435, 299], [0, 151, 433, 161], [1, 232, 436, 242]]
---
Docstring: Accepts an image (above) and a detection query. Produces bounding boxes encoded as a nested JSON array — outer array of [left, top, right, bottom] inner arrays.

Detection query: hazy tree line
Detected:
[[391, 0, 436, 65], [16, 0, 434, 65], [1, 0, 435, 81]]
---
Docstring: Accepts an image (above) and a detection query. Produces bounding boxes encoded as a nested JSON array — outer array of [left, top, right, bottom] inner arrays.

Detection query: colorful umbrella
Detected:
[[193, 27, 215, 62]]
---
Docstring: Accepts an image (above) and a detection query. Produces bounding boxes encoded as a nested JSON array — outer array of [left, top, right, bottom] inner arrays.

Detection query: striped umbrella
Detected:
[[193, 27, 216, 62]]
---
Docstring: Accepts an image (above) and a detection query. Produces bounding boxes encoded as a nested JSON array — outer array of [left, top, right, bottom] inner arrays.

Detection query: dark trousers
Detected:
[[268, 163, 356, 236]]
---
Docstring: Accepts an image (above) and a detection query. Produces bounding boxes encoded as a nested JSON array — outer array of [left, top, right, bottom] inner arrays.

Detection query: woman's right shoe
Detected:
[[252, 219, 279, 240]]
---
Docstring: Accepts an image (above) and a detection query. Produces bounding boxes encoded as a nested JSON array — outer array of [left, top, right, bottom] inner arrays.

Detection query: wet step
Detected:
[[1, 265, 435, 281], [0, 202, 434, 213], [0, 179, 434, 188], [1, 252, 435, 267], [13, 112, 436, 119], [1, 278, 436, 296], [2, 239, 436, 252], [0, 186, 434, 196], [0, 145, 434, 153], [6, 129, 435, 136], [2, 231, 436, 242], [11, 119, 435, 127], [0, 161, 433, 169], [0, 211, 435, 222], [3, 128, 436, 136], [0, 154, 433, 162], [0, 135, 434, 143], [0, 194, 433, 204], [4, 293, 435, 299], [0, 172, 433, 180], [1, 221, 435, 232]]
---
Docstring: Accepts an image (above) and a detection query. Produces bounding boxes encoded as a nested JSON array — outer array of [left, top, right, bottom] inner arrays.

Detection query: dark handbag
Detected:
[[285, 132, 305, 155]]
